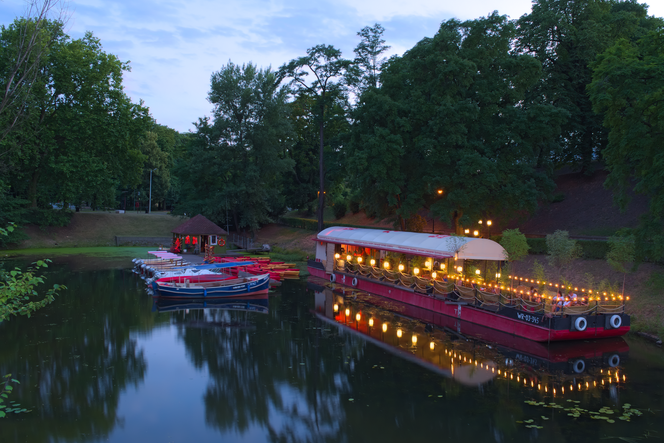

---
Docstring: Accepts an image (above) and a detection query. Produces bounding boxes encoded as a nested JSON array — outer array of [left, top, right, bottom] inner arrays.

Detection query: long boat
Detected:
[[151, 272, 270, 299], [308, 227, 630, 342]]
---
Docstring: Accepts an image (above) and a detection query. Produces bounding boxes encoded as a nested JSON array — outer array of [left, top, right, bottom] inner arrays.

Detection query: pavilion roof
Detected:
[[172, 214, 227, 236], [317, 226, 506, 261]]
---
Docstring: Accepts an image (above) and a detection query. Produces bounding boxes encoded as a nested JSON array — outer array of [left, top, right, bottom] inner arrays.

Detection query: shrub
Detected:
[[349, 199, 360, 214], [333, 200, 347, 220], [526, 238, 547, 254], [546, 230, 582, 270], [24, 208, 73, 227], [405, 214, 427, 232]]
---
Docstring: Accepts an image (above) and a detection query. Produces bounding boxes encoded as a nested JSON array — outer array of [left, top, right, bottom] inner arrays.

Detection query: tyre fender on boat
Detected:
[[608, 354, 620, 367], [572, 359, 586, 374], [574, 316, 588, 332], [330, 274, 336, 283], [610, 314, 622, 329], [351, 277, 358, 287]]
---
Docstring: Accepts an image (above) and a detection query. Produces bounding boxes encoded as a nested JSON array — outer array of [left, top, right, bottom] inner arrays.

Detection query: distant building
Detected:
[[171, 214, 227, 253]]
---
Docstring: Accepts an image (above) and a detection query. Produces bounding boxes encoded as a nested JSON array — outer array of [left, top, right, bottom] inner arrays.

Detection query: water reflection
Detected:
[[0, 266, 162, 442], [171, 284, 350, 441], [312, 281, 630, 398]]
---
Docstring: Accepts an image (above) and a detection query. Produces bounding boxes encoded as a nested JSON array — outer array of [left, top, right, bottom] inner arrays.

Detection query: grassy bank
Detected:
[[12, 212, 186, 249]]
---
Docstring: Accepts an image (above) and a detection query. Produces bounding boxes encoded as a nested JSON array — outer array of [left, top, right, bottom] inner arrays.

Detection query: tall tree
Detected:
[[348, 13, 564, 232], [353, 23, 390, 91], [1, 22, 151, 210], [176, 62, 294, 233], [280, 46, 353, 232], [0, 0, 67, 145], [589, 29, 664, 260], [516, 0, 662, 173]]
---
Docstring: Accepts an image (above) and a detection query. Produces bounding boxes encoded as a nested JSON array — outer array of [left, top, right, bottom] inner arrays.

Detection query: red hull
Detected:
[[309, 267, 629, 342]]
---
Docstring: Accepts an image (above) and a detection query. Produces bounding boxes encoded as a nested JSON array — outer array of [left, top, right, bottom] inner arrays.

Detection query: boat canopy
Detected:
[[317, 227, 507, 261]]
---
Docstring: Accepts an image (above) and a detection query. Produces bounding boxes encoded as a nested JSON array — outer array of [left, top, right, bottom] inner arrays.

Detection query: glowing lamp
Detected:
[[437, 189, 443, 194], [383, 261, 390, 269], [370, 259, 376, 266], [382, 323, 387, 332], [441, 263, 446, 270], [432, 272, 437, 279], [473, 230, 479, 236], [333, 304, 339, 312], [464, 229, 470, 234], [496, 273, 501, 278], [397, 329, 403, 338], [369, 318, 374, 327], [479, 220, 483, 224], [357, 257, 363, 263], [346, 255, 352, 262], [475, 269, 481, 275], [457, 266, 463, 273], [335, 253, 340, 259], [398, 264, 405, 272], [345, 308, 350, 316], [413, 267, 420, 275], [487, 220, 492, 226], [355, 313, 361, 321], [626, 296, 630, 300], [425, 260, 431, 268], [411, 335, 417, 345], [429, 342, 435, 350]]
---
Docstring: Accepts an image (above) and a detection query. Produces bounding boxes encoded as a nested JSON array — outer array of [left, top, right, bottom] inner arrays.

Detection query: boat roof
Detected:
[[317, 227, 507, 261]]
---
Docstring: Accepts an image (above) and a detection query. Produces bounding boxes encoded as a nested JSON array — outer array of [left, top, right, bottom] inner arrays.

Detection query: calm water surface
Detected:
[[1, 255, 663, 443]]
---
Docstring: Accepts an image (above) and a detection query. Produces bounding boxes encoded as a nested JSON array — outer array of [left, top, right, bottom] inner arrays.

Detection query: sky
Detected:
[[2, 0, 663, 133]]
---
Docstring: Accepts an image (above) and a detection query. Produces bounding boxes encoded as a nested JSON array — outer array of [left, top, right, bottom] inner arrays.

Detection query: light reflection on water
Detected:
[[0, 257, 661, 443]]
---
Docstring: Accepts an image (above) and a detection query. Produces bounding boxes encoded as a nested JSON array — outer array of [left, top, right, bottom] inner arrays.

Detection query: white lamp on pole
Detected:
[[149, 168, 157, 214]]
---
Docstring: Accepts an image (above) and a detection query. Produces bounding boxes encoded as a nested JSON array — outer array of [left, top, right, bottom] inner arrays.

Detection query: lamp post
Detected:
[[149, 168, 157, 214], [432, 189, 443, 233]]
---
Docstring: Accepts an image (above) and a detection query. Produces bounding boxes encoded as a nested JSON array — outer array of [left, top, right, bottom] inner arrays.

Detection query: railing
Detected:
[[229, 233, 255, 250], [334, 263, 625, 316]]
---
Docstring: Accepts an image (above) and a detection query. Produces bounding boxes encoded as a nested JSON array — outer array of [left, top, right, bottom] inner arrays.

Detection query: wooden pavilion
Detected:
[[171, 214, 227, 254]]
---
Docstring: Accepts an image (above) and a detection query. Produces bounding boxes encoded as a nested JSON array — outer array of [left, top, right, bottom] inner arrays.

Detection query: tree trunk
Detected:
[[28, 168, 40, 208], [452, 210, 464, 235], [317, 93, 325, 233]]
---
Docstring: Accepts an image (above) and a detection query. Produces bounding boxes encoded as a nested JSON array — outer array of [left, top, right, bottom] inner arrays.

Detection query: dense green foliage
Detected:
[[348, 13, 562, 231], [2, 1, 664, 262], [0, 225, 64, 321], [174, 62, 294, 233], [589, 28, 664, 261]]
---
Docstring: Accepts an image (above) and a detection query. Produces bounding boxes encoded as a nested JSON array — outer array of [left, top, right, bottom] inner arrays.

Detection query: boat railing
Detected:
[[331, 265, 625, 317]]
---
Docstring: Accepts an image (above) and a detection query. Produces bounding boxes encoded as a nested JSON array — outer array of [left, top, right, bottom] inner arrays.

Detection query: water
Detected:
[[1, 256, 663, 442]]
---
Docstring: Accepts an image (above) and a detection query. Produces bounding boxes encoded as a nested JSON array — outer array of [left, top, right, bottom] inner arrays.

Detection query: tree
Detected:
[[606, 233, 635, 296], [176, 62, 294, 233], [589, 29, 664, 261], [280, 45, 353, 232], [545, 230, 581, 274], [353, 23, 390, 91], [0, 0, 67, 145], [1, 23, 151, 210], [516, 0, 662, 172], [347, 13, 564, 231], [0, 224, 64, 322], [500, 229, 530, 285]]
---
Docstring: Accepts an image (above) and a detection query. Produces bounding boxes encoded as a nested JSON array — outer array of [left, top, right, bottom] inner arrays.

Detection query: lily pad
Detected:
[[607, 419, 615, 424]]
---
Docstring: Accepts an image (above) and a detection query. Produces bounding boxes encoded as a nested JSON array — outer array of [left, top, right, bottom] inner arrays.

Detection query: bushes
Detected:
[[333, 200, 347, 220], [526, 238, 547, 254], [24, 208, 73, 227], [278, 216, 369, 231]]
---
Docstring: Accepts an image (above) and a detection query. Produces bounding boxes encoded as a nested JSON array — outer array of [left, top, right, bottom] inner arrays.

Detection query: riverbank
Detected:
[[13, 212, 186, 249]]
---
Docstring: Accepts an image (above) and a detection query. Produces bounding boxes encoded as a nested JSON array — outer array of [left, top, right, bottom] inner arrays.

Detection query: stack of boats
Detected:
[[133, 251, 270, 299], [213, 256, 301, 281]]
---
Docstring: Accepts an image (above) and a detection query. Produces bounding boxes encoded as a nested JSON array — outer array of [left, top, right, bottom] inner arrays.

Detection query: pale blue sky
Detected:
[[2, 0, 662, 132]]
